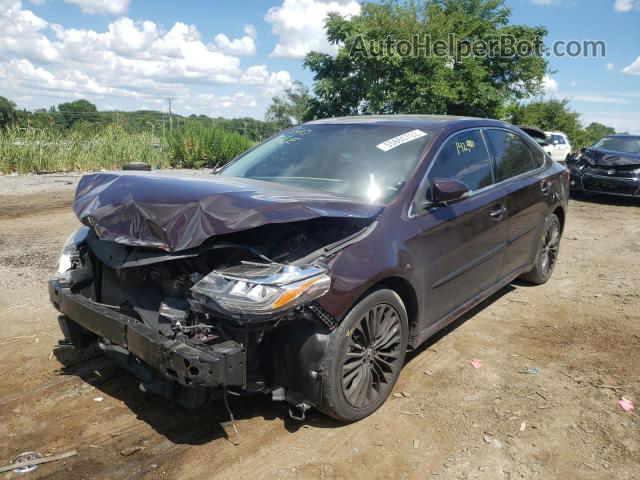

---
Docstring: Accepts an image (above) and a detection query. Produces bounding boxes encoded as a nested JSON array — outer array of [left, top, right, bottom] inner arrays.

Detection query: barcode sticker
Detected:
[[376, 129, 427, 152]]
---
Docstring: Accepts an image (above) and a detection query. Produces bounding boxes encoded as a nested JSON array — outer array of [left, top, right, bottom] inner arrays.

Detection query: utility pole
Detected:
[[165, 97, 174, 132]]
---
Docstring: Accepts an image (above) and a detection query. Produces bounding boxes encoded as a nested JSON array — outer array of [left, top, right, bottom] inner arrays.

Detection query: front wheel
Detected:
[[519, 213, 562, 285], [317, 288, 408, 422]]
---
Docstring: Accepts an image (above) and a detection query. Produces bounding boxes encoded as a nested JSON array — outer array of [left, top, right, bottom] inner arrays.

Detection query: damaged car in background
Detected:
[[568, 134, 640, 199], [50, 116, 568, 422]]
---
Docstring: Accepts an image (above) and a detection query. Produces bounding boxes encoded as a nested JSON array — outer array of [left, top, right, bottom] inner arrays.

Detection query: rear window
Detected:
[[485, 130, 536, 182]]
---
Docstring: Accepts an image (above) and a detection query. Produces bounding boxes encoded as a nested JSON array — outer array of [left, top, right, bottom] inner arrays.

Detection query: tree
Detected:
[[507, 100, 619, 148], [303, 0, 549, 120], [578, 122, 616, 147], [265, 81, 312, 129], [0, 96, 18, 129], [58, 99, 98, 128], [507, 98, 582, 140]]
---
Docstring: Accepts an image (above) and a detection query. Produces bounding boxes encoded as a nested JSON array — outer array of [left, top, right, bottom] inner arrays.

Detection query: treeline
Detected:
[[0, 97, 281, 143]]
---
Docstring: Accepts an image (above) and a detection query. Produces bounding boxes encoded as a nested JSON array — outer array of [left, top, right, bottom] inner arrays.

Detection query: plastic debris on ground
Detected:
[[470, 359, 483, 369], [619, 397, 634, 412], [9, 452, 42, 474], [524, 367, 541, 375]]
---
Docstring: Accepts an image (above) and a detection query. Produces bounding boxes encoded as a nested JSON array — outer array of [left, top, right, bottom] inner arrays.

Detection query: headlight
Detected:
[[57, 226, 89, 279], [191, 263, 331, 316]]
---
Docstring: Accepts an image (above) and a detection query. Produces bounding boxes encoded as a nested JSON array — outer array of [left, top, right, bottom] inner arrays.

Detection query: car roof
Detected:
[[605, 134, 640, 139], [545, 131, 568, 136], [305, 114, 512, 131]]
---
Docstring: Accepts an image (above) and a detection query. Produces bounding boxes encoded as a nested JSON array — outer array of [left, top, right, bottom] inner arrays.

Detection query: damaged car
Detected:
[[568, 134, 640, 199], [50, 116, 569, 422]]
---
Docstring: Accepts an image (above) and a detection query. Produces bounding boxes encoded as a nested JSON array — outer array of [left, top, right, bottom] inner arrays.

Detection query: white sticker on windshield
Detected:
[[376, 129, 428, 152]]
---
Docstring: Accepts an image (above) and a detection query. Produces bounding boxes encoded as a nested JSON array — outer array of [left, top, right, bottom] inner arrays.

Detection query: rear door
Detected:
[[408, 129, 509, 327], [484, 129, 551, 278]]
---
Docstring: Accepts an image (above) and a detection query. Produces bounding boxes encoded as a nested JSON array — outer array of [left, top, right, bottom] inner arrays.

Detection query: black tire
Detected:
[[317, 288, 408, 422], [519, 213, 561, 285], [122, 162, 151, 171]]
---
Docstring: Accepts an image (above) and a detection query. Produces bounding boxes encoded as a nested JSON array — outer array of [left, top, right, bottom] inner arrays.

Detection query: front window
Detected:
[[426, 130, 494, 195], [592, 136, 640, 154], [220, 124, 433, 203]]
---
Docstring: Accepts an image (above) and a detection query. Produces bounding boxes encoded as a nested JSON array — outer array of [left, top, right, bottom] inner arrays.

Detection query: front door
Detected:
[[408, 129, 509, 329]]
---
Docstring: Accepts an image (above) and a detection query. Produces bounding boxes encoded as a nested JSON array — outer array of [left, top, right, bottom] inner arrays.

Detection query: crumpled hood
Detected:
[[74, 172, 381, 252], [583, 148, 640, 167]]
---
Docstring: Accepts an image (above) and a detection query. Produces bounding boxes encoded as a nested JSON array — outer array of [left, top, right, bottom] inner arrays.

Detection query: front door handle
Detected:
[[490, 205, 507, 219]]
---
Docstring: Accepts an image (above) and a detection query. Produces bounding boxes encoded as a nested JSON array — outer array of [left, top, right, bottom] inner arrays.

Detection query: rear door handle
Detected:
[[490, 205, 507, 219], [541, 181, 551, 194]]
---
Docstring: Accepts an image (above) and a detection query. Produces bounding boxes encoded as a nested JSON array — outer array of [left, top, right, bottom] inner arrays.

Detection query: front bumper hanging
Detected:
[[49, 280, 246, 392]]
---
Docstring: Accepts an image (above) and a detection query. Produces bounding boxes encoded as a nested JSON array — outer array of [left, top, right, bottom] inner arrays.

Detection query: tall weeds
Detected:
[[0, 122, 253, 174], [166, 122, 253, 169]]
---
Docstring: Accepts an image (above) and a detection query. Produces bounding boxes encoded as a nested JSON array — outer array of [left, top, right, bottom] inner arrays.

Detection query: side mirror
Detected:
[[431, 178, 471, 205]]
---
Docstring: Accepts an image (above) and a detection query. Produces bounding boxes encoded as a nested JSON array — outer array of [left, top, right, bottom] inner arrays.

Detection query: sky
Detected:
[[0, 0, 639, 133]]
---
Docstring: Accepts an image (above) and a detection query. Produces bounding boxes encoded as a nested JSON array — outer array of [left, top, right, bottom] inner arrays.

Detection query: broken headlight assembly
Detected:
[[190, 263, 331, 316], [56, 226, 89, 280]]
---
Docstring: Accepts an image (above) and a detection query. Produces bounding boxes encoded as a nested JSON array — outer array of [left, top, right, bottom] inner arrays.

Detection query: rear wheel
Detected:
[[519, 213, 561, 285], [317, 288, 408, 422]]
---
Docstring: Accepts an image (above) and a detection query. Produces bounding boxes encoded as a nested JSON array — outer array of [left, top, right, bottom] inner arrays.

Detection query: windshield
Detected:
[[220, 124, 432, 203], [592, 136, 640, 154]]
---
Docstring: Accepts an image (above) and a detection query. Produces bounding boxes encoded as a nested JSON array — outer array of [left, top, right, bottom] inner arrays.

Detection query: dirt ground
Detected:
[[0, 173, 638, 480]]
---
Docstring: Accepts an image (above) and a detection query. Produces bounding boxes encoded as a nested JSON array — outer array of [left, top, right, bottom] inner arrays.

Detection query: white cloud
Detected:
[[606, 62, 615, 71], [63, 0, 131, 15], [244, 24, 257, 40], [241, 65, 293, 95], [622, 56, 640, 75], [572, 94, 629, 104], [614, 0, 640, 12], [530, 0, 558, 5], [265, 0, 361, 58], [583, 112, 640, 134], [0, 1, 292, 116], [214, 33, 256, 56], [543, 75, 559, 96]]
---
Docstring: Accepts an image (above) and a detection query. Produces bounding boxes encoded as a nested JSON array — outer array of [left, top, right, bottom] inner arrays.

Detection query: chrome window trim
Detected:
[[409, 126, 548, 218]]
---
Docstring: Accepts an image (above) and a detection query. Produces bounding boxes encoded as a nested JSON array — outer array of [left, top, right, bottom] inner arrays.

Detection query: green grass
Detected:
[[166, 122, 254, 169], [0, 123, 253, 174]]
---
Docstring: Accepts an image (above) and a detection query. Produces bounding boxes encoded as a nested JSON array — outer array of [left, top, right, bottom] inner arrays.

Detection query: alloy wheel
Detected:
[[341, 303, 403, 409], [540, 220, 560, 277]]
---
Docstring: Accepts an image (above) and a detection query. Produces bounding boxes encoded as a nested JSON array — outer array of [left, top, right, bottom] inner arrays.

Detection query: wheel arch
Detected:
[[372, 276, 419, 337], [552, 205, 565, 233]]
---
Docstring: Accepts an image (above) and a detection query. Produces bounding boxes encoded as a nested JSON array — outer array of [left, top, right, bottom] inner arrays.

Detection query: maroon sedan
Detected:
[[49, 115, 569, 421]]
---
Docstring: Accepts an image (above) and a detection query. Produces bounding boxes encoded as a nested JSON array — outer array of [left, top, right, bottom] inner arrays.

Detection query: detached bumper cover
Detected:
[[49, 280, 246, 389]]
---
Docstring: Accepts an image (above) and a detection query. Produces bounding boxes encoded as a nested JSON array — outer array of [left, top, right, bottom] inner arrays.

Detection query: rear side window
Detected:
[[551, 134, 566, 145], [427, 130, 493, 192], [485, 130, 536, 182]]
